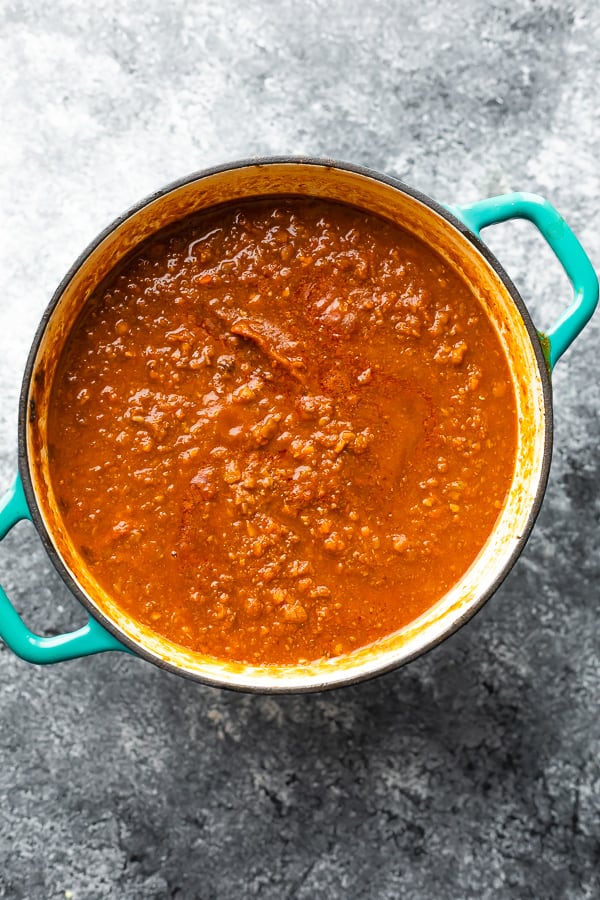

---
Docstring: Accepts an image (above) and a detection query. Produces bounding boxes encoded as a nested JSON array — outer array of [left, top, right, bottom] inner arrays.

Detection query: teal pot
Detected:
[[0, 159, 597, 692]]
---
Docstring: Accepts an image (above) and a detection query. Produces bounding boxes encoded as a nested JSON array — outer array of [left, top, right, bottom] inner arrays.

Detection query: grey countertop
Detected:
[[0, 2, 598, 898]]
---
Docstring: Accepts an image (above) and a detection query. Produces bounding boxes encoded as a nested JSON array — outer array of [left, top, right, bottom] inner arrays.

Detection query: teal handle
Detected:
[[0, 474, 129, 663], [447, 192, 599, 369]]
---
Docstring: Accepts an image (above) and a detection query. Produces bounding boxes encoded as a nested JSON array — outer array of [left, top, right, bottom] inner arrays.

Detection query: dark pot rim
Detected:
[[17, 156, 553, 692]]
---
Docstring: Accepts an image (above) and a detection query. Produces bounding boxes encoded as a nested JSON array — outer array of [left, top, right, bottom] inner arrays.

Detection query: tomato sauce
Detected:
[[48, 198, 517, 665]]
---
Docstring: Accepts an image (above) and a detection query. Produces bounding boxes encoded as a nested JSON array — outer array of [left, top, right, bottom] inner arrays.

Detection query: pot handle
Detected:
[[0, 474, 129, 663], [447, 192, 599, 370]]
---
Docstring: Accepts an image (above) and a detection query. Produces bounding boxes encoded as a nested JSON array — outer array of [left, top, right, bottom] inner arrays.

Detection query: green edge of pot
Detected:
[[0, 190, 597, 665], [0, 474, 129, 662], [447, 191, 599, 370]]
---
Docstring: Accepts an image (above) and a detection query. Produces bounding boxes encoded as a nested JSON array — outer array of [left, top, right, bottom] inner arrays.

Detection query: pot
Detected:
[[0, 158, 597, 692]]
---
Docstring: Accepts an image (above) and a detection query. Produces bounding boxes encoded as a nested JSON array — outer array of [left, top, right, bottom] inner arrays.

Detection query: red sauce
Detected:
[[48, 197, 517, 665]]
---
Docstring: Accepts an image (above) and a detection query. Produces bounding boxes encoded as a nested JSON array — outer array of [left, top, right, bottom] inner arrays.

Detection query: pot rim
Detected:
[[17, 156, 553, 692]]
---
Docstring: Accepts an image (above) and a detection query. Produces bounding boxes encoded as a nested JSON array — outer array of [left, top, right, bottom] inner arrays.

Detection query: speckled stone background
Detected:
[[0, 1, 598, 898]]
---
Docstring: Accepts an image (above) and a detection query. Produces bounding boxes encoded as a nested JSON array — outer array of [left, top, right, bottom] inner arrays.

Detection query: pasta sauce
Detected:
[[48, 198, 517, 665]]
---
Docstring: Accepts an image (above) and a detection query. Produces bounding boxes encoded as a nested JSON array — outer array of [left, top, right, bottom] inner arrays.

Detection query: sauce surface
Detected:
[[48, 198, 517, 665]]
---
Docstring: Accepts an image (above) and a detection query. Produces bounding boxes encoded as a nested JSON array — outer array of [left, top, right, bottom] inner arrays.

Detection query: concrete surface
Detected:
[[0, 1, 599, 898]]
